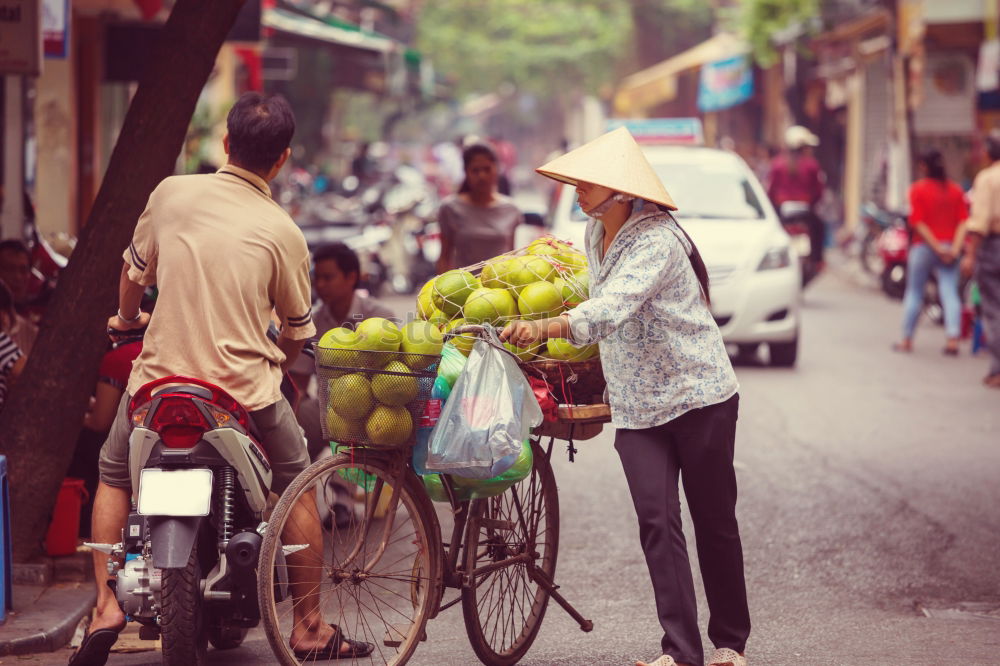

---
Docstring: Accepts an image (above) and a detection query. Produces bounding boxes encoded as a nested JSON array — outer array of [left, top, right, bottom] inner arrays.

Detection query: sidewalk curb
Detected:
[[0, 586, 96, 657]]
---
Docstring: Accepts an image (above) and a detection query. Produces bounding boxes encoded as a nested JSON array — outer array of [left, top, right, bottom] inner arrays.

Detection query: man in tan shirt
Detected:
[[962, 136, 1000, 387], [77, 94, 370, 664]]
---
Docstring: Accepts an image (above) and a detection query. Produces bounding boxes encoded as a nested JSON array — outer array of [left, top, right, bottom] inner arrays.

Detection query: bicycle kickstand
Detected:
[[529, 566, 593, 632]]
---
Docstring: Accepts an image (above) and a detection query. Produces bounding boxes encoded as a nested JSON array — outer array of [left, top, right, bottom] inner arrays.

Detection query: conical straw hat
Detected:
[[536, 127, 676, 210]]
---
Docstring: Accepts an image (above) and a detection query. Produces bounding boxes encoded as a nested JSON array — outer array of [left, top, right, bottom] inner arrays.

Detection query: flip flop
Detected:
[[67, 624, 125, 666], [293, 624, 375, 661]]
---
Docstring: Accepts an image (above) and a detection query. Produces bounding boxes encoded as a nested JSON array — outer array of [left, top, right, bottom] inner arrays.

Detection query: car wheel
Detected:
[[770, 336, 798, 367]]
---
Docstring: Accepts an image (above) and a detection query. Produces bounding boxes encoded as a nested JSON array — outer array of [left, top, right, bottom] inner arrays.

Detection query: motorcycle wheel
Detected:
[[160, 545, 208, 665]]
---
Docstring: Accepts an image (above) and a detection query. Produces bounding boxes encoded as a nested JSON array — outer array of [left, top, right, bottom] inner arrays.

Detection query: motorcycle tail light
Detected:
[[148, 397, 211, 448], [131, 405, 150, 427], [209, 407, 233, 427]]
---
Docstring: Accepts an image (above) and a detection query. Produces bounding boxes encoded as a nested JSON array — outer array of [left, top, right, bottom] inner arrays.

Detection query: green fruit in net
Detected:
[[554, 272, 588, 308], [432, 270, 479, 317], [317, 326, 363, 366], [528, 237, 574, 256], [371, 360, 419, 406], [427, 309, 450, 329], [355, 317, 402, 352], [506, 256, 557, 295], [443, 318, 477, 356], [480, 258, 514, 289], [462, 287, 518, 325], [503, 341, 541, 363], [326, 408, 362, 442], [546, 337, 599, 361], [366, 405, 413, 446], [416, 278, 436, 320], [554, 251, 588, 270], [329, 373, 374, 419], [400, 320, 444, 368], [517, 281, 565, 320]]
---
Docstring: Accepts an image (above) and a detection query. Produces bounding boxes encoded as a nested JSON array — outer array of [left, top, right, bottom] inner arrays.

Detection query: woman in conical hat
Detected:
[[502, 127, 750, 666]]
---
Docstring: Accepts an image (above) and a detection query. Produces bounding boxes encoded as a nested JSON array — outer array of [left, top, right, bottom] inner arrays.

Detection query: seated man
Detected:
[[289, 242, 394, 460]]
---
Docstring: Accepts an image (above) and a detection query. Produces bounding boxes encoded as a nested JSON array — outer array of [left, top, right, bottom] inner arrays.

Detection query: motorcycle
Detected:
[[778, 201, 822, 286], [86, 329, 308, 663]]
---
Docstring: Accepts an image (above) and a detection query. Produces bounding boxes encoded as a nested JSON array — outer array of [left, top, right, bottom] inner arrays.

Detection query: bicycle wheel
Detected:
[[461, 444, 559, 665], [258, 451, 441, 666]]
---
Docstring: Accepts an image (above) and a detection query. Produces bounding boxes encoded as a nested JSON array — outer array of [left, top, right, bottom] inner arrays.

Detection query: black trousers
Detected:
[[615, 394, 749, 664]]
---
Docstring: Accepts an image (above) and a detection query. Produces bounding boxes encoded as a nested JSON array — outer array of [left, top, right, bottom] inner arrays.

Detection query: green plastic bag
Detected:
[[421, 438, 534, 503]]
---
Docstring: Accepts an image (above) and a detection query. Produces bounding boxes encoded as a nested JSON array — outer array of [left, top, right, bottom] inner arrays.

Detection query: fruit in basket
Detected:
[[432, 270, 479, 317], [400, 320, 444, 367], [366, 405, 413, 446], [317, 326, 362, 366], [416, 278, 436, 320], [326, 408, 361, 442], [517, 281, 565, 320], [355, 317, 403, 353], [371, 360, 419, 406], [443, 319, 477, 356], [506, 256, 557, 295], [546, 337, 599, 361], [462, 287, 517, 325], [329, 373, 374, 419], [480, 258, 514, 289], [504, 341, 542, 363]]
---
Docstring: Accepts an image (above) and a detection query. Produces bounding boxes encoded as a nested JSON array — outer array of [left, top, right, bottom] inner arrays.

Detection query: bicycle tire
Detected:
[[461, 445, 559, 666], [258, 452, 441, 666]]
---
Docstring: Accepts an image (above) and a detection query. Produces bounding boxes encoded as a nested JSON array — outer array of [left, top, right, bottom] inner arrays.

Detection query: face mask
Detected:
[[586, 192, 633, 219]]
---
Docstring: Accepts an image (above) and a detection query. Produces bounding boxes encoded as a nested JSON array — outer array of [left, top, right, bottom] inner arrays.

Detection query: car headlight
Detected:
[[757, 246, 791, 271]]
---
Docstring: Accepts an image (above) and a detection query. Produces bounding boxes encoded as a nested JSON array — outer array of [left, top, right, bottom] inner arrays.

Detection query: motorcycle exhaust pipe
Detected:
[[226, 532, 262, 620]]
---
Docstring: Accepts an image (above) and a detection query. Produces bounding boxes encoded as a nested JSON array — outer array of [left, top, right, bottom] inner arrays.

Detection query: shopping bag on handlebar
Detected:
[[426, 327, 542, 479]]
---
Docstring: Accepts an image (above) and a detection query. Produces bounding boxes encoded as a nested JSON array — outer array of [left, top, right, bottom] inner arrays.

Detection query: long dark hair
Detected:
[[458, 143, 498, 193], [657, 207, 710, 306], [920, 149, 947, 182]]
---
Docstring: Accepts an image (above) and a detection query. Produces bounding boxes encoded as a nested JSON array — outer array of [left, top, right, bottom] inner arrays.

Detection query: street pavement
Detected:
[[13, 265, 1000, 665]]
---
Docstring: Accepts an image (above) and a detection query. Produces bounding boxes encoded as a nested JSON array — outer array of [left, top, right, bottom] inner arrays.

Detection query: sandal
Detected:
[[891, 342, 912, 353], [67, 622, 126, 666], [292, 624, 375, 661], [709, 647, 747, 666], [637, 656, 677, 666]]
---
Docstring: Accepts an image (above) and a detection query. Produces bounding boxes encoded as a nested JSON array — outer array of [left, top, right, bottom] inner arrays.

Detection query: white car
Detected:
[[548, 145, 802, 366]]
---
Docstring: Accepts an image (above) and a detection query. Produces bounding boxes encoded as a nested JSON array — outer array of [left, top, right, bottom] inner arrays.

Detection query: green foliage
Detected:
[[416, 0, 633, 99], [738, 0, 818, 67]]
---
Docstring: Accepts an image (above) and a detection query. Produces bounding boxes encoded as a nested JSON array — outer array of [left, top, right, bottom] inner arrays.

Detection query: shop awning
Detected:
[[614, 32, 746, 115], [262, 7, 396, 54]]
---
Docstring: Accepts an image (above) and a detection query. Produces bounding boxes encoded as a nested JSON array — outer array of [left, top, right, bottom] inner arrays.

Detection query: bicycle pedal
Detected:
[[382, 624, 427, 647]]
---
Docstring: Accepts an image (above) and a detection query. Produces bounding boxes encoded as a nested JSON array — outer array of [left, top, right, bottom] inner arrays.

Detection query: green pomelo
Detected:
[[546, 338, 599, 361], [528, 237, 574, 255], [506, 256, 557, 295], [317, 326, 362, 366], [326, 408, 362, 442], [517, 281, 566, 320], [366, 405, 413, 446], [554, 252, 588, 270], [462, 287, 518, 325], [355, 317, 402, 353], [329, 373, 374, 419], [415, 278, 436, 320], [371, 360, 419, 406], [503, 341, 541, 363], [480, 259, 514, 289], [554, 273, 588, 308], [400, 320, 444, 368], [432, 270, 479, 317], [444, 318, 477, 356]]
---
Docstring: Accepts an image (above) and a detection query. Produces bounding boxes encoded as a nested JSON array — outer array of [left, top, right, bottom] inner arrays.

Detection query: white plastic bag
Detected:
[[426, 328, 542, 479]]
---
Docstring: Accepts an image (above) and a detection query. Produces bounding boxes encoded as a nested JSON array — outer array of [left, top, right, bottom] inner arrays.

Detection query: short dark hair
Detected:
[[226, 92, 295, 174], [313, 243, 360, 290], [920, 149, 947, 181], [0, 239, 30, 261], [988, 135, 1000, 162], [459, 143, 498, 193]]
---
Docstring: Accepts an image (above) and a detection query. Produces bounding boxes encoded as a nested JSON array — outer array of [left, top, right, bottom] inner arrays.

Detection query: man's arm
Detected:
[[277, 335, 306, 374], [107, 263, 150, 333]]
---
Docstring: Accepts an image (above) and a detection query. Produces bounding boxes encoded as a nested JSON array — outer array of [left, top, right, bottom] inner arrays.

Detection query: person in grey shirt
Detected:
[[290, 242, 395, 460], [437, 142, 524, 271]]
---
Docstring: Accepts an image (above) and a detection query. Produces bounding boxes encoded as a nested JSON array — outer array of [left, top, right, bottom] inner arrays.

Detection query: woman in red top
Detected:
[[895, 150, 968, 354]]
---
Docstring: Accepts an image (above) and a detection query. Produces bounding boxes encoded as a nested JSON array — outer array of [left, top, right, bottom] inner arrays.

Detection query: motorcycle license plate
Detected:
[[137, 468, 213, 517]]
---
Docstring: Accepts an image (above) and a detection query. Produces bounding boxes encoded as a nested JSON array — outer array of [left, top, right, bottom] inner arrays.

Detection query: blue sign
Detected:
[[698, 55, 753, 112], [605, 118, 704, 145]]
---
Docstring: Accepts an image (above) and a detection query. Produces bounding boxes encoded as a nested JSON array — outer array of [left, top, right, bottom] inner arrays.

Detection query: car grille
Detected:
[[707, 265, 737, 285]]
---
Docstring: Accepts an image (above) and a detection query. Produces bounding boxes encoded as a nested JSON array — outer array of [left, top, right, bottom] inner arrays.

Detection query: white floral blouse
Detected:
[[565, 202, 738, 429]]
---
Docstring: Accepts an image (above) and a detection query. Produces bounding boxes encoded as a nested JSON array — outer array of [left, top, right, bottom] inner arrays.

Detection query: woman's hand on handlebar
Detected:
[[107, 311, 151, 339], [501, 320, 544, 347]]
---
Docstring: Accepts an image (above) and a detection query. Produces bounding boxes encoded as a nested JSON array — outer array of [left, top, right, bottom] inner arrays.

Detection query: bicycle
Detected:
[[256, 325, 603, 665]]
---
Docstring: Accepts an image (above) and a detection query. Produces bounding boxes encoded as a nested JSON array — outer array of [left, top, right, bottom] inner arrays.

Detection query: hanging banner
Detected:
[[698, 55, 753, 112], [0, 1, 41, 75], [42, 0, 68, 58]]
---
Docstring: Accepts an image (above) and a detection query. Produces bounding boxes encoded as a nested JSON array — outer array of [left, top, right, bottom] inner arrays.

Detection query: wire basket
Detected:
[[315, 345, 440, 448], [522, 357, 606, 405]]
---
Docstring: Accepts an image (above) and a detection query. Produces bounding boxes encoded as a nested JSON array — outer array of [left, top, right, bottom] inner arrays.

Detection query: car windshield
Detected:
[[568, 159, 765, 221]]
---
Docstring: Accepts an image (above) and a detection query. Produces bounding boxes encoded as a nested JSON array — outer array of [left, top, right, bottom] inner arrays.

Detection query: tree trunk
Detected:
[[0, 0, 245, 562]]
